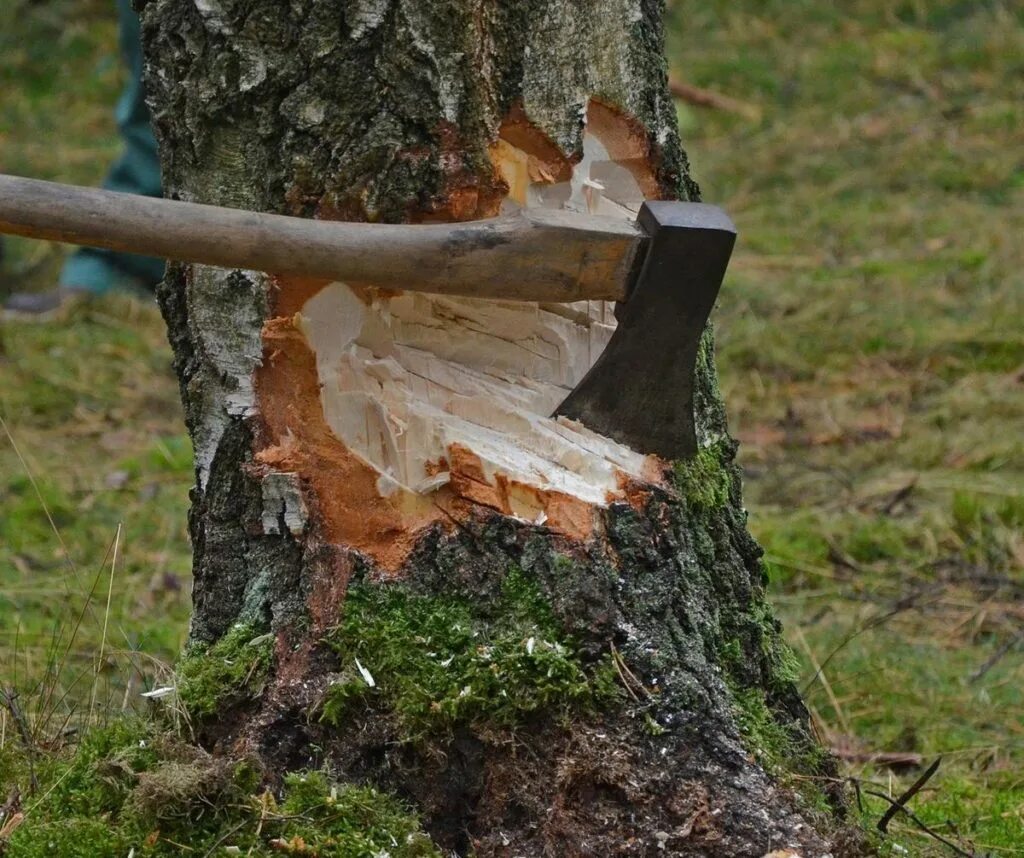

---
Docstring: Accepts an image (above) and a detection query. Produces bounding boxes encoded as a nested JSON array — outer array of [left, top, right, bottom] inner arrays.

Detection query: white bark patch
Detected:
[[260, 472, 309, 536], [347, 0, 391, 40], [189, 266, 265, 488], [237, 50, 267, 92], [296, 117, 653, 510], [193, 0, 234, 34]]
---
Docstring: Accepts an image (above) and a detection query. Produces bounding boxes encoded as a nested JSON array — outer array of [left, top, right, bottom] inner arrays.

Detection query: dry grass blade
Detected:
[[793, 624, 851, 737], [88, 521, 121, 726], [33, 532, 118, 739], [0, 412, 82, 588], [800, 599, 915, 696], [0, 689, 38, 794]]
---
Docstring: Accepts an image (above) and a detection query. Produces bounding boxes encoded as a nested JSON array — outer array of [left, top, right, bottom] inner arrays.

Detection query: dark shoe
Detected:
[[2, 287, 87, 321]]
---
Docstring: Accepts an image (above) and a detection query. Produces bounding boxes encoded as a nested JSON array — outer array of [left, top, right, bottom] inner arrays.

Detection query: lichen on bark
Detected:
[[138, 0, 863, 853]]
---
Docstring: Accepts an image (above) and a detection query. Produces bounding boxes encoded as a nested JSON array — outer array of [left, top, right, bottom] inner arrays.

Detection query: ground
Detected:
[[0, 0, 1021, 854]]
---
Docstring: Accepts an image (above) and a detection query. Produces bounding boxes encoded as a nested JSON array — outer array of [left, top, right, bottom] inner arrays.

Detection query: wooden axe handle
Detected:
[[0, 174, 645, 303]]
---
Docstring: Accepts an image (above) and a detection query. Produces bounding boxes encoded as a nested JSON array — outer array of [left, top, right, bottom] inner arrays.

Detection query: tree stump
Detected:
[[140, 1, 859, 854]]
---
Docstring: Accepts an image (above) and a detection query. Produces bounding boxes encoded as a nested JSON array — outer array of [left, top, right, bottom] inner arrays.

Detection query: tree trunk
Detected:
[[139, 1, 856, 854]]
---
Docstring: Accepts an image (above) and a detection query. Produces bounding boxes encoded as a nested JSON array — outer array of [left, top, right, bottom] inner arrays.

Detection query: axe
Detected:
[[0, 173, 735, 460]]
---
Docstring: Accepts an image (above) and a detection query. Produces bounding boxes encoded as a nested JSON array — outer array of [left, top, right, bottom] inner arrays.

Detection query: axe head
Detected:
[[555, 201, 737, 461]]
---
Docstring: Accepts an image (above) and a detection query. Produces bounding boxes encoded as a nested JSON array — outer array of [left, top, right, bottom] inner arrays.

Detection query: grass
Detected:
[[0, 719, 442, 856], [0, 292, 191, 728], [0, 0, 1021, 854], [668, 1, 1023, 853], [0, 0, 191, 733]]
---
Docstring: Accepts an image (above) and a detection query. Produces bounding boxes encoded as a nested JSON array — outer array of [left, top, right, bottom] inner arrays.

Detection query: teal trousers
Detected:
[[60, 0, 163, 294]]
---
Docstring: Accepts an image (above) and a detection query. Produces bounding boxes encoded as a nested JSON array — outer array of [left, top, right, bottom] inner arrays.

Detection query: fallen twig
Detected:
[[0, 787, 20, 829], [0, 809, 25, 843], [881, 478, 917, 515], [877, 757, 941, 833], [968, 628, 1024, 685], [861, 759, 974, 858], [864, 790, 973, 857], [668, 79, 762, 121], [830, 746, 923, 770]]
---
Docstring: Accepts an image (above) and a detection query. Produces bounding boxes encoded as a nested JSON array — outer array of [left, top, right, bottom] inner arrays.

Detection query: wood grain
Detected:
[[0, 174, 645, 302]]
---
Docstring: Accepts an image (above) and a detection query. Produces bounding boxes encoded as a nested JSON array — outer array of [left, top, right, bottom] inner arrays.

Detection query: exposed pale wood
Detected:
[[0, 173, 643, 302]]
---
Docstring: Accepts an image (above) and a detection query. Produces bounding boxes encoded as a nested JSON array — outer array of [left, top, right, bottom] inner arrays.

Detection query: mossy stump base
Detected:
[[177, 474, 860, 856]]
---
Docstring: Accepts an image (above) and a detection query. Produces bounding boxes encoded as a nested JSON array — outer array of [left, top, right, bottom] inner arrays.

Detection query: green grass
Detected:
[[0, 295, 192, 731], [0, 0, 189, 741], [1, 0, 1022, 854], [0, 720, 442, 856], [669, 1, 1024, 853]]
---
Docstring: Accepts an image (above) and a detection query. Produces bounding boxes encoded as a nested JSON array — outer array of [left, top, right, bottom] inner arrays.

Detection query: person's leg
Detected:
[[59, 0, 164, 295]]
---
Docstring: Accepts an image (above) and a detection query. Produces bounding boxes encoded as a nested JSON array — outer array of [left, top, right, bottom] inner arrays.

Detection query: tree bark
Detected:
[[139, 1, 858, 854]]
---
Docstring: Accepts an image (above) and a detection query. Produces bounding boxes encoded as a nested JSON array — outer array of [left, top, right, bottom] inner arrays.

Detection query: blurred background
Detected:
[[1, 0, 1021, 853]]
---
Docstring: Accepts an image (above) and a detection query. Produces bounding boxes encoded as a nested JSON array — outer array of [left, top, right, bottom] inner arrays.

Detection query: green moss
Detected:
[[730, 684, 801, 772], [321, 568, 620, 735], [728, 682, 832, 817], [720, 603, 805, 770], [5, 818, 125, 858], [176, 623, 274, 718], [643, 712, 668, 736], [4, 719, 259, 855], [3, 720, 441, 857], [753, 600, 802, 693], [719, 598, 800, 696], [26, 719, 160, 818], [720, 600, 830, 810], [672, 442, 732, 514]]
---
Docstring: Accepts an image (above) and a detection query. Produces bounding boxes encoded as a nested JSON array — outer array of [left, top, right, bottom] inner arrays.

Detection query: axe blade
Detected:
[[554, 201, 736, 460]]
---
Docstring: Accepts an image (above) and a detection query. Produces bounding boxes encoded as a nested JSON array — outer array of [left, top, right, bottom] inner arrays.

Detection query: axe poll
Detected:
[[0, 173, 736, 460]]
